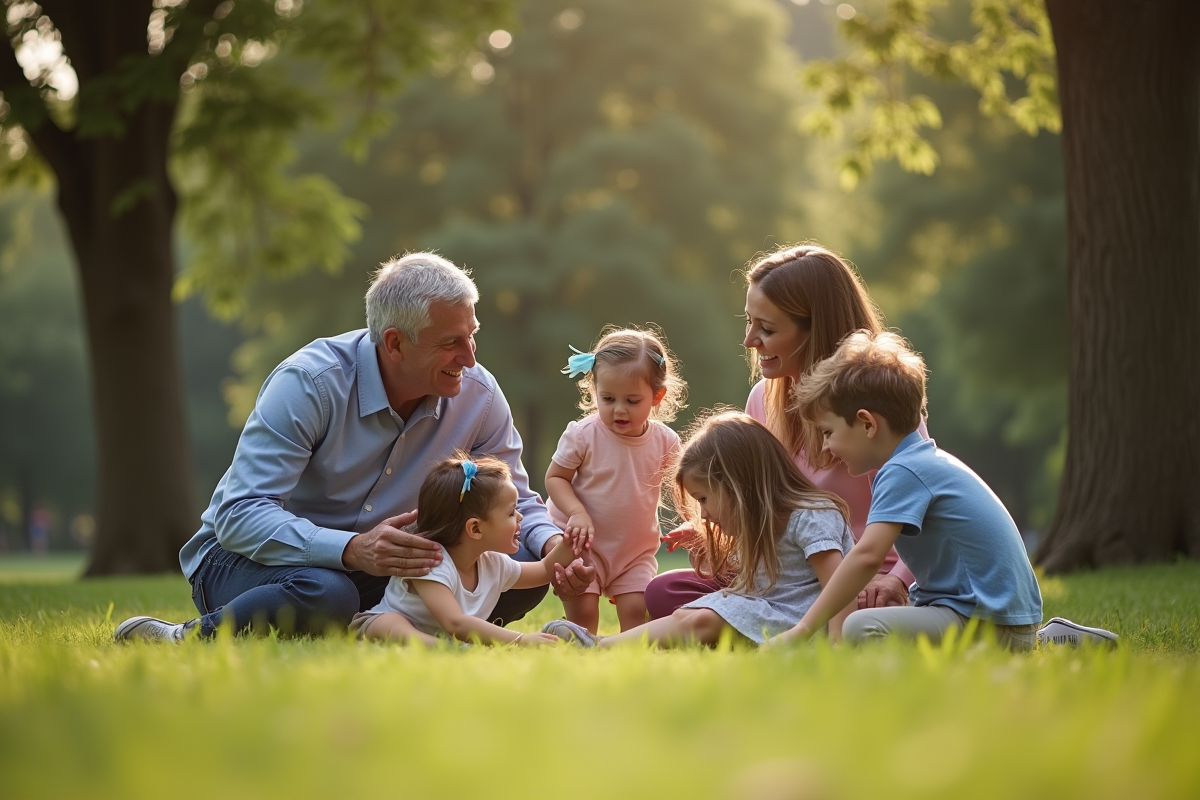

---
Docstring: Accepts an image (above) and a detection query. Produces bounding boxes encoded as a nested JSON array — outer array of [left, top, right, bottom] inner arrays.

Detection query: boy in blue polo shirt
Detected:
[[771, 330, 1044, 651]]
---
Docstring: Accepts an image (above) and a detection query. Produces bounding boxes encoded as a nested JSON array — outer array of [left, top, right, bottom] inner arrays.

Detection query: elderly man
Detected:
[[115, 253, 592, 640]]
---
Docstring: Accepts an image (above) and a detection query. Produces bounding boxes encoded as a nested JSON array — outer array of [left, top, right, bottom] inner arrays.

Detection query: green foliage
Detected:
[[802, 0, 1058, 187], [2, 560, 1200, 798], [0, 0, 516, 317], [172, 64, 366, 319], [840, 67, 1067, 528], [221, 0, 811, 475]]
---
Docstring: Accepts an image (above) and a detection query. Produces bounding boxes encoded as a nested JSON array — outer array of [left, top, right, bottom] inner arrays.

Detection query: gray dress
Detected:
[[683, 505, 854, 643]]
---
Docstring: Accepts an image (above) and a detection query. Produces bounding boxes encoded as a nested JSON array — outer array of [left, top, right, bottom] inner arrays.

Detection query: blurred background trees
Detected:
[[0, 0, 1081, 568]]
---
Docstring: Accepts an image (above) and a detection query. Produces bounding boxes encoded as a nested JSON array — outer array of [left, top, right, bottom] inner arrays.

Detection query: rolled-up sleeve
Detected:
[[214, 365, 355, 569], [472, 383, 560, 558]]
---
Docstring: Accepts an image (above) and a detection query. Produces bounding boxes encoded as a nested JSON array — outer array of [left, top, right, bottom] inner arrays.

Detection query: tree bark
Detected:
[[69, 100, 197, 575], [1, 1, 200, 574], [1038, 0, 1200, 571]]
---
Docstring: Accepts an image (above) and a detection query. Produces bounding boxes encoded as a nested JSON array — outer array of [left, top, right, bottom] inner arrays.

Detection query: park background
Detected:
[[2, 2, 1199, 798], [0, 0, 1066, 560]]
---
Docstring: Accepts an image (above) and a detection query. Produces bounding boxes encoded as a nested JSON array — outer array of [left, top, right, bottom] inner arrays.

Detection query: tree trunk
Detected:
[[1037, 0, 1200, 571], [52, 99, 198, 575]]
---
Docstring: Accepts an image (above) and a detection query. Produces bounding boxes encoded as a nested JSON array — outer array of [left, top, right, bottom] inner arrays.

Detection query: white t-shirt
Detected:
[[370, 545, 523, 636]]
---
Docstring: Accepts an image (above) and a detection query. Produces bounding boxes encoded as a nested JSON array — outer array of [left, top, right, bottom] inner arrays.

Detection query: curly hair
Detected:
[[572, 325, 687, 423]]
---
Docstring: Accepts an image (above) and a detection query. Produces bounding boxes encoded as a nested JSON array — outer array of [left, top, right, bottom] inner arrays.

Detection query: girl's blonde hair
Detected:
[[672, 410, 849, 595], [744, 244, 883, 468], [416, 452, 512, 548], [573, 325, 687, 423]]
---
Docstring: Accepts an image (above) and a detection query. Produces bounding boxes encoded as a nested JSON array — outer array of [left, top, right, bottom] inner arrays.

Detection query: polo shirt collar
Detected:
[[356, 334, 391, 418], [891, 429, 928, 459]]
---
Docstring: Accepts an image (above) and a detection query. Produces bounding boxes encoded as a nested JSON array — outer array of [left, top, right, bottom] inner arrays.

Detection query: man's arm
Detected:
[[212, 365, 354, 568], [213, 364, 439, 576]]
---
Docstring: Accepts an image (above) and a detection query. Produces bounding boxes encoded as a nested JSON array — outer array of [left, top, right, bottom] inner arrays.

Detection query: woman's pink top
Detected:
[[746, 380, 915, 584]]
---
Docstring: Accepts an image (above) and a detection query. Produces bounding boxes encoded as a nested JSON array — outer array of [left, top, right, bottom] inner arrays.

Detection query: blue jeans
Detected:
[[189, 543, 549, 637]]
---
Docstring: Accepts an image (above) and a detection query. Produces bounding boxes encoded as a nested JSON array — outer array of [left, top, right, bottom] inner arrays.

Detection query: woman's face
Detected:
[[743, 283, 809, 380]]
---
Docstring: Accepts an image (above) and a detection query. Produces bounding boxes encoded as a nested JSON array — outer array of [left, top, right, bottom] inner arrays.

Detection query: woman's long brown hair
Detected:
[[745, 244, 882, 468]]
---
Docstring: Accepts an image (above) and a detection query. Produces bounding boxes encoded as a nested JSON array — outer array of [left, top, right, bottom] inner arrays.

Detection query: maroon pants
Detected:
[[644, 569, 731, 620]]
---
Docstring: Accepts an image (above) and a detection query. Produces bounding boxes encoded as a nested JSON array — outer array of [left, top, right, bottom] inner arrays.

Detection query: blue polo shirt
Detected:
[[866, 431, 1042, 625], [179, 330, 559, 580]]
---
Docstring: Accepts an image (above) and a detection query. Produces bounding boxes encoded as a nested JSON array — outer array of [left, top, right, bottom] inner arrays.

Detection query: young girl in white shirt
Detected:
[[352, 453, 581, 646]]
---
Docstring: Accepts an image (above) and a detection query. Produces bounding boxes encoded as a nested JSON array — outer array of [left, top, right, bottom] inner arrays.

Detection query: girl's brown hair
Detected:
[[574, 325, 687, 423], [416, 452, 512, 548], [744, 244, 883, 468], [672, 410, 849, 595]]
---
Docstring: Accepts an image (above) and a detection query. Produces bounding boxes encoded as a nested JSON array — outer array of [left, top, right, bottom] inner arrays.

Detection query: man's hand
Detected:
[[341, 511, 442, 577], [550, 556, 596, 601], [857, 574, 909, 610]]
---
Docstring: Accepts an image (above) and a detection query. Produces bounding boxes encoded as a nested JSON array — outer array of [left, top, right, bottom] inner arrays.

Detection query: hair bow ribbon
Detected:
[[459, 460, 478, 502], [561, 345, 596, 379]]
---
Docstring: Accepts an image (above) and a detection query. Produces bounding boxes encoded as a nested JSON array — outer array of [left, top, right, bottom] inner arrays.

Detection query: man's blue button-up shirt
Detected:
[[180, 330, 559, 579]]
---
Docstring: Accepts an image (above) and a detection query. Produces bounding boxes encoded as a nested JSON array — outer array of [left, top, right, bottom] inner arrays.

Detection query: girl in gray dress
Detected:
[[542, 410, 856, 647]]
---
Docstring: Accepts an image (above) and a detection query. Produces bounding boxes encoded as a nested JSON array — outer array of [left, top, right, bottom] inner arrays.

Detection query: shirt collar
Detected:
[[891, 428, 929, 459], [356, 334, 391, 418]]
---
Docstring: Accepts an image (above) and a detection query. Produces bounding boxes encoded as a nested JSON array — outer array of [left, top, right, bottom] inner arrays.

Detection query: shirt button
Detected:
[[386, 468, 393, 475], [365, 504, 373, 512]]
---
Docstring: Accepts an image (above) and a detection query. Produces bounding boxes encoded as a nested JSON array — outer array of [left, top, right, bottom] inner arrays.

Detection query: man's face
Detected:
[[396, 300, 479, 399]]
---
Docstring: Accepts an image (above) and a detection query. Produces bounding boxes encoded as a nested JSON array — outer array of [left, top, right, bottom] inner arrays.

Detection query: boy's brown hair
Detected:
[[416, 452, 512, 548], [792, 330, 927, 434]]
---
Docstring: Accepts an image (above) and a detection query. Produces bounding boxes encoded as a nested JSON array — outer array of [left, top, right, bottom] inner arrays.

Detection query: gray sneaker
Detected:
[[113, 616, 196, 643], [1037, 617, 1118, 649], [541, 619, 599, 647]]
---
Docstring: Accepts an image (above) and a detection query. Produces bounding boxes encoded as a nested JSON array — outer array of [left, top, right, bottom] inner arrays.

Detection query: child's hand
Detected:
[[660, 522, 698, 553], [514, 632, 560, 647], [565, 513, 595, 554]]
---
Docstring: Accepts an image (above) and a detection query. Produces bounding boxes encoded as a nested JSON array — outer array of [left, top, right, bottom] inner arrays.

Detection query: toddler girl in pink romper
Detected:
[[545, 327, 686, 634]]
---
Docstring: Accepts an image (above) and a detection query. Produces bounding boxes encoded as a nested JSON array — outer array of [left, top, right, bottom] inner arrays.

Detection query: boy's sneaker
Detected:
[[113, 616, 196, 643], [541, 619, 599, 647], [1037, 617, 1118, 649]]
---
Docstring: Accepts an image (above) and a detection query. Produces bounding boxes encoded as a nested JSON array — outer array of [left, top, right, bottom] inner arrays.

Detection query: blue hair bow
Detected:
[[561, 345, 596, 379], [459, 460, 478, 502]]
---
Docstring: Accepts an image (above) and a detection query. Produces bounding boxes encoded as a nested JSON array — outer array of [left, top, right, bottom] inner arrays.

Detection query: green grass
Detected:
[[1, 558, 1199, 799]]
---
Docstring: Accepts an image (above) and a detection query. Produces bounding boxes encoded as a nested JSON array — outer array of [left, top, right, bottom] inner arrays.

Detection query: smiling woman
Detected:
[[647, 244, 921, 622]]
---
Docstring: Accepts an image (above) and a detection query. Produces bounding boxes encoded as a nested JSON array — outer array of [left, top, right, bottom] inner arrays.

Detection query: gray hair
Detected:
[[366, 252, 479, 343]]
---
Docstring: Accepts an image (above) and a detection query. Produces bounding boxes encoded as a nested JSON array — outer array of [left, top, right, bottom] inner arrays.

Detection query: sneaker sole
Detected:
[[1039, 617, 1118, 647], [543, 619, 597, 647], [113, 616, 179, 642]]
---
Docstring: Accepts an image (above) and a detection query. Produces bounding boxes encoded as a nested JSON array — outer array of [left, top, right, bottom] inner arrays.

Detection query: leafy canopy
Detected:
[[0, 0, 512, 316], [801, 0, 1058, 188]]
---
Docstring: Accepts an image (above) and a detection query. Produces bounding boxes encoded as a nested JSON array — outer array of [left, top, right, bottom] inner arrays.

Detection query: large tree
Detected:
[[804, 0, 1200, 571], [0, 0, 509, 574]]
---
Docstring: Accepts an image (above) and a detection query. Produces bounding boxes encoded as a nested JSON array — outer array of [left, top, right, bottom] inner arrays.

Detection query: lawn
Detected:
[[1, 555, 1198, 799]]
